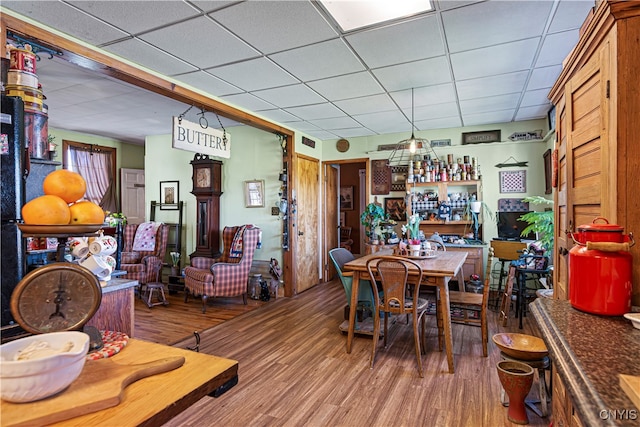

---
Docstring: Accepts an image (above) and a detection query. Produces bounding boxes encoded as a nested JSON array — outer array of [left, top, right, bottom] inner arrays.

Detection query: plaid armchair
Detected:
[[184, 225, 260, 313], [120, 223, 169, 285]]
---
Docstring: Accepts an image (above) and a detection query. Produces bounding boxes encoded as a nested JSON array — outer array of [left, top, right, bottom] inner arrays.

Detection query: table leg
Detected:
[[346, 272, 360, 354], [438, 277, 455, 374]]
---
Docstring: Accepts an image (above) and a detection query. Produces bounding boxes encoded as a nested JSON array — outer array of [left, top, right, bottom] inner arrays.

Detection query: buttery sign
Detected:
[[172, 116, 230, 158]]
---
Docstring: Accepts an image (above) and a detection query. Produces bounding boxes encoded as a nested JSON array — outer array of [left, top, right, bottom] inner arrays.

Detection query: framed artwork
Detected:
[[385, 197, 406, 222], [548, 105, 556, 132], [244, 180, 265, 208], [390, 165, 408, 192], [159, 181, 179, 210], [543, 149, 552, 194], [340, 186, 354, 211], [499, 170, 527, 193]]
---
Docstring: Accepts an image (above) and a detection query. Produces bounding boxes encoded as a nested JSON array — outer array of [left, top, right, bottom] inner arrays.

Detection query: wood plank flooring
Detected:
[[133, 289, 268, 346], [135, 280, 550, 427]]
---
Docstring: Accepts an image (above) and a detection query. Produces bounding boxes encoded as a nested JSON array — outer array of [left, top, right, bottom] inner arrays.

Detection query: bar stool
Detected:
[[499, 352, 551, 418]]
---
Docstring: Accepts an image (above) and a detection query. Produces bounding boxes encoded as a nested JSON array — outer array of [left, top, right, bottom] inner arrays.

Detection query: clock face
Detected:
[[11, 264, 102, 334], [196, 168, 211, 188]]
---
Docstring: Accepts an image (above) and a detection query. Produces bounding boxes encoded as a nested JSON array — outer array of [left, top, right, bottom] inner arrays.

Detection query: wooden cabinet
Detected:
[[406, 180, 483, 239], [552, 365, 584, 427], [549, 1, 640, 304]]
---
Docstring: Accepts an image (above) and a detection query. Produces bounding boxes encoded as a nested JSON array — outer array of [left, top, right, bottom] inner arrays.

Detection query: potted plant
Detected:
[[360, 202, 386, 243], [519, 196, 554, 253], [463, 196, 493, 241]]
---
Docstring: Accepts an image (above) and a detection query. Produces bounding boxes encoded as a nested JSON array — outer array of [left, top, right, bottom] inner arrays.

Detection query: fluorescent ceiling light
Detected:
[[321, 0, 433, 31]]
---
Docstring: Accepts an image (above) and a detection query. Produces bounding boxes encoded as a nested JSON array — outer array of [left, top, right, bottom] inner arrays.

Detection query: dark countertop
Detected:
[[530, 298, 640, 426]]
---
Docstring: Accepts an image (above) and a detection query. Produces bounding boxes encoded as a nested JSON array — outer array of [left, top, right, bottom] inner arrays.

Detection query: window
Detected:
[[62, 140, 118, 212]]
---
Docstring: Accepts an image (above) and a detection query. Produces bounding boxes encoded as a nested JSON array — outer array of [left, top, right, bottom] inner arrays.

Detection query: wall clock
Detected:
[[336, 138, 350, 153]]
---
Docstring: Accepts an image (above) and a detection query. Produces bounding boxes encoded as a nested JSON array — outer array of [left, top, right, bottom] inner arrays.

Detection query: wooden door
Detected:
[[560, 39, 611, 300], [120, 168, 145, 224], [323, 164, 339, 281], [294, 155, 320, 293], [553, 96, 569, 300]]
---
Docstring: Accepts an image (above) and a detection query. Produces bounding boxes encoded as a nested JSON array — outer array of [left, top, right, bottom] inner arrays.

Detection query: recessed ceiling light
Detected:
[[321, 0, 433, 32]]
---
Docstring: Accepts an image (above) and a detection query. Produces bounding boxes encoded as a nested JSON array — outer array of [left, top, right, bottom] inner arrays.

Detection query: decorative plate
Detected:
[[18, 224, 103, 236], [336, 138, 350, 152]]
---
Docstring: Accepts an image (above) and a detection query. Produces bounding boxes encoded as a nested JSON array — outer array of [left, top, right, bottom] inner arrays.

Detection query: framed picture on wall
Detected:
[[543, 149, 552, 194], [340, 186, 354, 211], [244, 180, 265, 208], [499, 170, 527, 193], [385, 197, 406, 222], [159, 181, 179, 210]]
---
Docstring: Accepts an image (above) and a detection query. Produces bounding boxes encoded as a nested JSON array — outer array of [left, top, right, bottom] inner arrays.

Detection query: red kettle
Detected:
[[568, 217, 634, 315]]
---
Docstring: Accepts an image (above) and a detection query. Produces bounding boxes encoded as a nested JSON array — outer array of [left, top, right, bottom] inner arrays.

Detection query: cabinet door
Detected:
[[554, 96, 569, 300], [558, 37, 612, 300]]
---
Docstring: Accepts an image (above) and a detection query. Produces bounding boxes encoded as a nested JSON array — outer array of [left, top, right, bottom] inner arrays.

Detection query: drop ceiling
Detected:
[[2, 0, 595, 145]]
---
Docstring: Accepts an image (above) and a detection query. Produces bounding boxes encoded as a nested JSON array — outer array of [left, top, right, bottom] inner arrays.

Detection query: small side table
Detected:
[[168, 274, 185, 295]]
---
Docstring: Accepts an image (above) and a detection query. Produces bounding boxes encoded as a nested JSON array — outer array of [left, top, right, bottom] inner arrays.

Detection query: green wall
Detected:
[[144, 126, 285, 266], [321, 119, 555, 243]]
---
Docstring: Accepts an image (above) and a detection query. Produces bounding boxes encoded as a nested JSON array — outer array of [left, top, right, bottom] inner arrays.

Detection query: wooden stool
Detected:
[[144, 282, 169, 308], [499, 352, 551, 418]]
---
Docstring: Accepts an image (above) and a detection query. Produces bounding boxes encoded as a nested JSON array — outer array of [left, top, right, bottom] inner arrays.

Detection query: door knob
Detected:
[[298, 231, 304, 236]]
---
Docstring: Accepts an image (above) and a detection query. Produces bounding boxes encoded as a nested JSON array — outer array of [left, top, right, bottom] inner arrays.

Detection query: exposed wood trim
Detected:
[[1, 13, 297, 297], [1, 14, 295, 138]]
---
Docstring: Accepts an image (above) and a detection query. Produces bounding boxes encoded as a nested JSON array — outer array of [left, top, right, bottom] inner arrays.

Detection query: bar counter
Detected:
[[530, 298, 639, 426]]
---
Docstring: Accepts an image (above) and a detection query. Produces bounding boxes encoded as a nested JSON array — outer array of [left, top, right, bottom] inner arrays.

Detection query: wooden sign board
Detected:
[[462, 130, 501, 145]]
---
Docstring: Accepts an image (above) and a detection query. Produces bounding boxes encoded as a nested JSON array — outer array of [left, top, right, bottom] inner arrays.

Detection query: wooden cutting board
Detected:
[[620, 374, 640, 409], [2, 356, 185, 427]]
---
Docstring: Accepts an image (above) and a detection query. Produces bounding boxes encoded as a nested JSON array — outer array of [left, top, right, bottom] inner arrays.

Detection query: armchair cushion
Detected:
[[121, 251, 141, 264]]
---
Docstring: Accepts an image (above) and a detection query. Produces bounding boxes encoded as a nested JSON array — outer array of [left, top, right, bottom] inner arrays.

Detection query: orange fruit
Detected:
[[43, 170, 86, 203], [69, 201, 104, 224], [22, 195, 71, 225]]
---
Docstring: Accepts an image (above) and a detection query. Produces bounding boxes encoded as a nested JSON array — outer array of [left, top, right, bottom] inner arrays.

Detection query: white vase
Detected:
[[470, 201, 482, 214], [409, 244, 421, 256]]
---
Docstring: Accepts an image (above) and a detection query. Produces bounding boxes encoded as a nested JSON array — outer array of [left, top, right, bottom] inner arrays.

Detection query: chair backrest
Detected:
[[219, 226, 242, 264], [122, 223, 169, 259], [482, 247, 495, 303], [426, 239, 446, 252], [340, 226, 352, 242], [329, 247, 376, 308], [367, 256, 423, 315]]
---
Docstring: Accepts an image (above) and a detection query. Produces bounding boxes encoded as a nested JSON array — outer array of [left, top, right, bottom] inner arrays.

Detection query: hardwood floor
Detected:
[[133, 289, 268, 346], [143, 280, 550, 427]]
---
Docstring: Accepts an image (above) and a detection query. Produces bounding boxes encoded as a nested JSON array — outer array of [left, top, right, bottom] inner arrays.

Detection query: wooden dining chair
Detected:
[[366, 256, 428, 377], [448, 247, 494, 357]]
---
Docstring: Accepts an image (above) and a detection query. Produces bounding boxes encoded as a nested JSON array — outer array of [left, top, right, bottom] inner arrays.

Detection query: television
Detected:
[[497, 211, 536, 241]]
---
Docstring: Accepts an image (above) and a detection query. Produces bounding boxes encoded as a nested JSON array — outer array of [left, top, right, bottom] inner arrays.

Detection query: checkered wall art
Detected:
[[499, 170, 526, 193]]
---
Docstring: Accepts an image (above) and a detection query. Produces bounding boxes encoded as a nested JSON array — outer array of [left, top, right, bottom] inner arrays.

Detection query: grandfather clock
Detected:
[[190, 153, 223, 259]]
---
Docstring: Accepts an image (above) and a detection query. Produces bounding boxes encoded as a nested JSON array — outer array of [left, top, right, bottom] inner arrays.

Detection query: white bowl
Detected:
[[0, 331, 89, 402], [623, 313, 640, 330]]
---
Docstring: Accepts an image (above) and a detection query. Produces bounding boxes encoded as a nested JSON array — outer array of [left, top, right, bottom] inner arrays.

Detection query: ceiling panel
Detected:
[[1, 0, 596, 143]]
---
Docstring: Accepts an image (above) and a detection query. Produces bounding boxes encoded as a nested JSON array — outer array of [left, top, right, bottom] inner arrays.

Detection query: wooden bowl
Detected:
[[492, 333, 548, 361]]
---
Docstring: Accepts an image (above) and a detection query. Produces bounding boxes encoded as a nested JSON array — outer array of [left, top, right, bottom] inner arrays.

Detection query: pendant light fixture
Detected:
[[386, 88, 438, 167]]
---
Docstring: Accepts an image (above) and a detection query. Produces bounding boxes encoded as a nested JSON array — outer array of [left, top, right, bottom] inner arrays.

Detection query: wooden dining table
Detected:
[[343, 250, 468, 374]]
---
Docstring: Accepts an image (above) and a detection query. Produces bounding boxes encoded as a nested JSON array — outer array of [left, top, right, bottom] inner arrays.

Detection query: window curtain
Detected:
[[68, 146, 117, 213]]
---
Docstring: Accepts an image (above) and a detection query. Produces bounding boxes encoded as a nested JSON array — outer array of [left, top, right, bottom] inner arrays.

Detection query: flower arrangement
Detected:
[[170, 252, 180, 267], [402, 213, 421, 245]]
